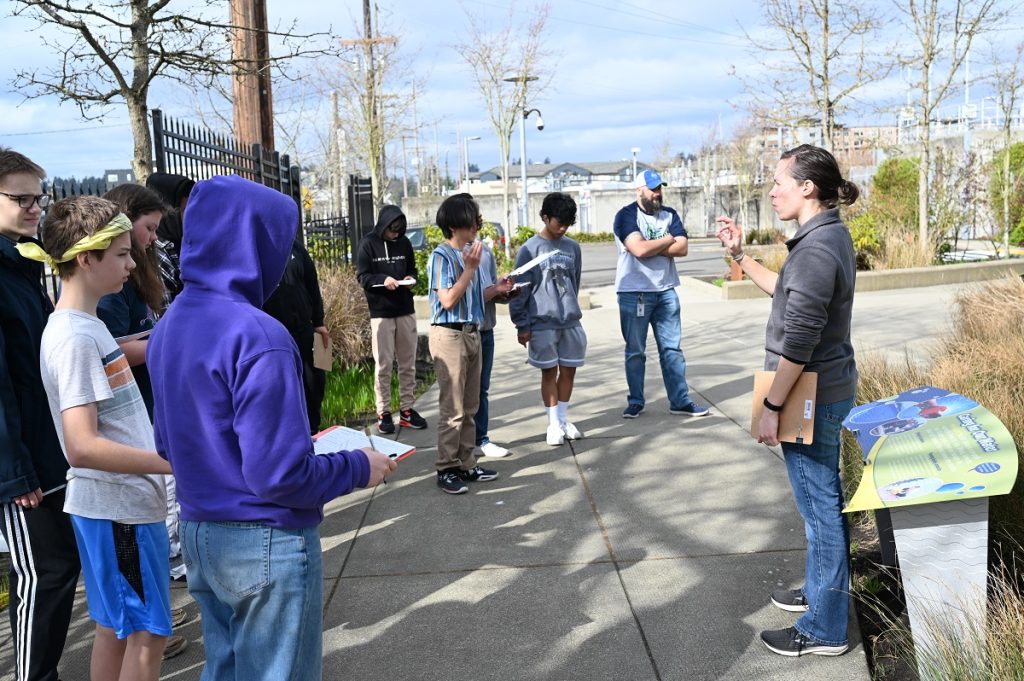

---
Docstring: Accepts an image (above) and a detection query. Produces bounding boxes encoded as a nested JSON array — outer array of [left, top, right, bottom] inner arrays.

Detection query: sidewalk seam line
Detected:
[[568, 438, 663, 681], [323, 483, 380, 616]]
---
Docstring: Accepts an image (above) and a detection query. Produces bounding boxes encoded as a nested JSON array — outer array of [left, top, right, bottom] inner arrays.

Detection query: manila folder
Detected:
[[313, 335, 333, 371], [750, 370, 817, 445]]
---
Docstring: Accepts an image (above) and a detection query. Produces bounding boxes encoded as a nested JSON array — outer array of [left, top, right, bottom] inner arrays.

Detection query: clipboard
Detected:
[[313, 425, 415, 461], [312, 335, 333, 371], [750, 370, 817, 444]]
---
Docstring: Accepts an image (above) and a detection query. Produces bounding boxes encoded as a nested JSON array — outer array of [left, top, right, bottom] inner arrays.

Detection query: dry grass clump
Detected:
[[873, 232, 938, 270], [870, 564, 1024, 681], [318, 265, 371, 367], [752, 244, 789, 273]]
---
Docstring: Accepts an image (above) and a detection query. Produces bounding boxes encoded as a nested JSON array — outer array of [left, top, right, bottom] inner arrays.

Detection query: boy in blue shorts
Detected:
[[509, 192, 587, 446], [22, 196, 175, 680]]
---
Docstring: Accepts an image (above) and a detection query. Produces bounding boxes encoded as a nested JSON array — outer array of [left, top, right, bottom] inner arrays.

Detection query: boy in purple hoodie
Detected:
[[147, 175, 394, 681]]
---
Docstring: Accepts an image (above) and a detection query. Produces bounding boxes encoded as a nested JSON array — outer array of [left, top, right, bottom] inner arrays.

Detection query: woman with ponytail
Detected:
[[716, 144, 860, 658]]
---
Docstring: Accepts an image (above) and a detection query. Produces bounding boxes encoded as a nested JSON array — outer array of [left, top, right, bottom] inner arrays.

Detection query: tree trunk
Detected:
[[127, 94, 153, 185]]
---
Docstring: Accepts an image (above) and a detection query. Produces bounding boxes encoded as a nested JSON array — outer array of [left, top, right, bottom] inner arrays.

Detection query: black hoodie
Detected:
[[356, 205, 417, 318], [0, 235, 69, 501]]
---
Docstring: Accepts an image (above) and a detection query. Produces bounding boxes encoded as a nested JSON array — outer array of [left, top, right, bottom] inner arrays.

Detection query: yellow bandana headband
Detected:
[[17, 213, 133, 269]]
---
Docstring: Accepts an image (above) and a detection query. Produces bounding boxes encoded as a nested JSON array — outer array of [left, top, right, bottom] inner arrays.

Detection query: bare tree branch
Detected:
[[893, 0, 1005, 249], [454, 0, 556, 252], [9, 0, 343, 182], [735, 0, 888, 152]]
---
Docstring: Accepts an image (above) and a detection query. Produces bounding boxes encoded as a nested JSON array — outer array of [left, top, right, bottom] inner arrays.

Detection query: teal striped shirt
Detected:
[[427, 243, 484, 324]]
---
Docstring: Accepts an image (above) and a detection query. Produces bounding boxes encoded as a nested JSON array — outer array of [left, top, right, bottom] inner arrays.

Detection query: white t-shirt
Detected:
[[40, 309, 166, 523]]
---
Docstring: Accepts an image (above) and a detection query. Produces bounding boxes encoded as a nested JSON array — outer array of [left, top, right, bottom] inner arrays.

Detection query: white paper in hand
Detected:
[[509, 250, 559, 277], [372, 277, 416, 288]]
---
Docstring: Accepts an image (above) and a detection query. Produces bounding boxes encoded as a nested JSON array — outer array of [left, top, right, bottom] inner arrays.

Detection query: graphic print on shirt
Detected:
[[540, 250, 576, 298], [636, 210, 673, 241]]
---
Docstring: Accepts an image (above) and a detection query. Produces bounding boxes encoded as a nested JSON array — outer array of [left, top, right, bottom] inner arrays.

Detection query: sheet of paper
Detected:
[[313, 425, 415, 461], [372, 277, 416, 288], [114, 330, 151, 344], [508, 250, 559, 277], [312, 334, 333, 371]]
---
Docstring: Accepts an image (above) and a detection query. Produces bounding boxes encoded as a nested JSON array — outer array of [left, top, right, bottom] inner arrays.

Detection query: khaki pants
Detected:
[[428, 325, 481, 471], [370, 314, 418, 414]]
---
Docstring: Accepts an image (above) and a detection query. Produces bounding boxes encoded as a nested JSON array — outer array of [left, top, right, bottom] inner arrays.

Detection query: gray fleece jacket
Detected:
[[765, 208, 858, 405]]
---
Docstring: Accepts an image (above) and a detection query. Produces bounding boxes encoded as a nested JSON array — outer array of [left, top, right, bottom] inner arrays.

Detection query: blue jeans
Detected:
[[617, 289, 691, 408], [474, 329, 495, 446], [180, 521, 324, 681], [782, 395, 856, 646]]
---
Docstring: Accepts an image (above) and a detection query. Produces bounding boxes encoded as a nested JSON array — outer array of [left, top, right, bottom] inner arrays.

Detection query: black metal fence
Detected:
[[151, 109, 302, 212]]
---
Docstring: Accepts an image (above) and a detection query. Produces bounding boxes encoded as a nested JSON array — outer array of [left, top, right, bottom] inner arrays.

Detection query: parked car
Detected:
[[406, 224, 428, 251]]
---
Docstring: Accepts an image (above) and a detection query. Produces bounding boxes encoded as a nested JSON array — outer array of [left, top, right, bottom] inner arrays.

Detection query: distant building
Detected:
[[104, 168, 137, 186], [477, 160, 657, 188]]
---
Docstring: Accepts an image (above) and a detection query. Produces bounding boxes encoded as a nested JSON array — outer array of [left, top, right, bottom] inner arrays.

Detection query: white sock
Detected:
[[557, 401, 569, 425], [547, 405, 560, 427]]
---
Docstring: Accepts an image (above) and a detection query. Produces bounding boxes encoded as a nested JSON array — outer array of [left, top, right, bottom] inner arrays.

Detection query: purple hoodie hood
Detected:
[[180, 175, 296, 306]]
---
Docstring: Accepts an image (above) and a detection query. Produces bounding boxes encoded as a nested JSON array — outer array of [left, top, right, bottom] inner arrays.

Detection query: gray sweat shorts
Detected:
[[527, 325, 587, 369]]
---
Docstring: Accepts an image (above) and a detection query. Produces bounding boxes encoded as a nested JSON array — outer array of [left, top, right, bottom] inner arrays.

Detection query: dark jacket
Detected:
[[0, 235, 69, 501], [262, 240, 325, 338], [146, 172, 195, 251], [764, 208, 858, 404], [355, 205, 417, 318]]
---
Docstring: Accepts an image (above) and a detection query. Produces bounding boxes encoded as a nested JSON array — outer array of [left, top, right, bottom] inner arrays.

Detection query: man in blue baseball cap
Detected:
[[611, 169, 709, 419]]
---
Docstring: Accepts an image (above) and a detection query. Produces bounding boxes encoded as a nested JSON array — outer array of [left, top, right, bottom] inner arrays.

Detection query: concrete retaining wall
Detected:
[[413, 290, 592, 320], [716, 258, 1024, 300]]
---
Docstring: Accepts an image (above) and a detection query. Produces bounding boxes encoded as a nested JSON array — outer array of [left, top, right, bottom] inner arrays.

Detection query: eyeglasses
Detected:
[[0, 192, 51, 209]]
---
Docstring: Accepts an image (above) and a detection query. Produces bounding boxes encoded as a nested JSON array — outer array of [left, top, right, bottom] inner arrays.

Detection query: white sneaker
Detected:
[[562, 422, 583, 440], [546, 424, 565, 446], [479, 442, 510, 458]]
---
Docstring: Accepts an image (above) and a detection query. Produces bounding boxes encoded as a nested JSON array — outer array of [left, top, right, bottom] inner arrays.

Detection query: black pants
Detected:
[[294, 329, 326, 434], [1, 489, 80, 681]]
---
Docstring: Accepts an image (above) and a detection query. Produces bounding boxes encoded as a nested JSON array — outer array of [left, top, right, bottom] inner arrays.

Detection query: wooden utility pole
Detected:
[[231, 0, 275, 150]]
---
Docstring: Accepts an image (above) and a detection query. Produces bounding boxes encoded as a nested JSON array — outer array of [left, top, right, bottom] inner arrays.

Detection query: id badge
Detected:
[[636, 295, 645, 317]]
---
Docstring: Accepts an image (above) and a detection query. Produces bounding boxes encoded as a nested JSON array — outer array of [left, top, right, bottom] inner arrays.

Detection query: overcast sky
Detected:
[[2, 0, 1022, 180]]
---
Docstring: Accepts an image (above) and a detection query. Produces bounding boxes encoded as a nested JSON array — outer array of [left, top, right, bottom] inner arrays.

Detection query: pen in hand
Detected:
[[363, 425, 387, 485]]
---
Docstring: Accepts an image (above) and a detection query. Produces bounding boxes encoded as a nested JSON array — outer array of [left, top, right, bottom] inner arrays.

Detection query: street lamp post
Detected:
[[463, 135, 480, 192], [504, 74, 541, 229], [516, 107, 544, 228], [631, 147, 641, 181]]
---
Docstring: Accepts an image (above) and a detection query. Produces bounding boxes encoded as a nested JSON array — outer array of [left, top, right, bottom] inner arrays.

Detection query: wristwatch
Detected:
[[763, 397, 784, 413]]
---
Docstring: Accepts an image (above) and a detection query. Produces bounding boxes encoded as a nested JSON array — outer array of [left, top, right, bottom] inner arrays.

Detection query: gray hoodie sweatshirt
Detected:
[[765, 208, 858, 405], [509, 234, 583, 332]]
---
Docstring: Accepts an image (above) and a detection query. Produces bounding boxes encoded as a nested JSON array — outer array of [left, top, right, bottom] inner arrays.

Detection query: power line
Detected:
[[471, 0, 746, 48], [566, 0, 745, 39], [0, 123, 131, 136]]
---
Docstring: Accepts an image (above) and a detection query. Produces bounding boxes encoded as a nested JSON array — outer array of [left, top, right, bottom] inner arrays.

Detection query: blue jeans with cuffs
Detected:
[[781, 394, 856, 646]]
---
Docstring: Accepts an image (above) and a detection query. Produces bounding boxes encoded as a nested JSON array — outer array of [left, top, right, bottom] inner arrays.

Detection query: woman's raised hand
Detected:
[[714, 216, 744, 258]]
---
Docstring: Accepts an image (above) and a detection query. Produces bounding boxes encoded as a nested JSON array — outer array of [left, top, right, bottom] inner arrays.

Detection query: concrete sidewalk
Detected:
[[1, 280, 964, 681]]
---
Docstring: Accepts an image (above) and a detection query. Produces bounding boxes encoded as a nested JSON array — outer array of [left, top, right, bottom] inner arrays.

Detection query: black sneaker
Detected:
[[399, 408, 427, 429], [760, 627, 848, 657], [771, 588, 809, 612], [377, 412, 395, 434], [457, 466, 498, 482], [669, 401, 710, 417], [622, 403, 644, 419], [437, 469, 469, 494]]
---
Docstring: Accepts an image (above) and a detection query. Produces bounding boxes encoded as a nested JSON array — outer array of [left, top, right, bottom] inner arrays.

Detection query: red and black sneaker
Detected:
[[399, 408, 427, 429]]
